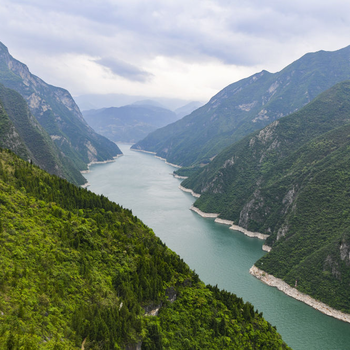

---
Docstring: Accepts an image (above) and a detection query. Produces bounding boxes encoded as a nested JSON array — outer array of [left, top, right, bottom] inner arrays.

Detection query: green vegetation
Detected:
[[181, 81, 350, 313], [132, 45, 350, 168], [0, 83, 86, 185], [0, 42, 121, 174], [0, 97, 30, 161], [0, 148, 289, 349]]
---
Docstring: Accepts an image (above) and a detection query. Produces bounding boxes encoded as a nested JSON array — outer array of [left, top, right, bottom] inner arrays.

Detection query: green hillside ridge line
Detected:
[[179, 80, 350, 316], [132, 45, 350, 169], [0, 83, 86, 186], [0, 42, 121, 181], [0, 148, 289, 349]]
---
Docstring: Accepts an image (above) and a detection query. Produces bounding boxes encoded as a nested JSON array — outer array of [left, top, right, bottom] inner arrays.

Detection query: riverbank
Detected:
[[81, 155, 123, 174], [154, 156, 182, 168], [81, 155, 123, 187], [215, 218, 234, 226], [249, 265, 350, 324], [173, 174, 188, 179], [262, 245, 272, 252], [188, 205, 269, 240], [230, 225, 269, 240], [179, 185, 201, 198], [190, 205, 219, 218]]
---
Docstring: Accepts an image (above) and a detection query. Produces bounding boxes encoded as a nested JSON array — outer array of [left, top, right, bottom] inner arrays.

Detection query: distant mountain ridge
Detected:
[[174, 101, 203, 119], [0, 42, 121, 174], [132, 45, 350, 167], [83, 104, 180, 143], [181, 81, 350, 313]]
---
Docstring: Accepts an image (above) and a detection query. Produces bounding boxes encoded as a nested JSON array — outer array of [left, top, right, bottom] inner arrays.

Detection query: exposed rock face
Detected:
[[0, 112, 29, 159], [340, 242, 350, 266], [125, 342, 142, 350], [276, 224, 289, 241], [239, 190, 265, 229], [0, 42, 121, 170], [324, 255, 341, 280]]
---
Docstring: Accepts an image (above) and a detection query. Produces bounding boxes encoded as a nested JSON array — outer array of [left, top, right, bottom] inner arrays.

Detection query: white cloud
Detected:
[[1, 0, 350, 102]]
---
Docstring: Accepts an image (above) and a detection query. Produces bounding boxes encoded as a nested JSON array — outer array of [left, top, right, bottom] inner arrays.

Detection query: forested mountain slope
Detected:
[[182, 81, 350, 313], [0, 93, 29, 161], [0, 42, 121, 172], [0, 83, 85, 185], [83, 104, 178, 143], [0, 149, 289, 349], [132, 45, 350, 168]]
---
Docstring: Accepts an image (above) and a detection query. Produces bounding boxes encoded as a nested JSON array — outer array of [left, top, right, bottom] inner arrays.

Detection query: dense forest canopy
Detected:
[[180, 81, 350, 314], [0, 148, 289, 349]]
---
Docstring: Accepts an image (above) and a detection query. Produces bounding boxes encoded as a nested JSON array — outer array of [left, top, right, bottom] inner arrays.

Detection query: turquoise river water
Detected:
[[84, 144, 350, 350]]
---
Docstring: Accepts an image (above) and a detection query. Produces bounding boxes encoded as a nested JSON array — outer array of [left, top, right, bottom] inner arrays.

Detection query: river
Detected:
[[85, 144, 350, 350]]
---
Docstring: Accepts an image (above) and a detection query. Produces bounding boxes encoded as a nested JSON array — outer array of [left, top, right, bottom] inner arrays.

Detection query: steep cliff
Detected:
[[0, 83, 85, 185], [0, 42, 121, 172]]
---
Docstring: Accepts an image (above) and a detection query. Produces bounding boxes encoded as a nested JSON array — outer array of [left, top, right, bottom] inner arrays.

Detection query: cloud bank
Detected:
[[1, 0, 350, 102]]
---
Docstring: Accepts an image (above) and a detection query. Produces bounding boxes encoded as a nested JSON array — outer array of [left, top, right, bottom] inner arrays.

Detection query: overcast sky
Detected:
[[1, 0, 350, 105]]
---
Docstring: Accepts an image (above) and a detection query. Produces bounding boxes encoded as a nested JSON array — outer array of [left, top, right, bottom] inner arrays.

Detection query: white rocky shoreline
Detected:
[[249, 265, 350, 324], [173, 174, 188, 179], [179, 185, 201, 198], [187, 204, 269, 240], [177, 171, 350, 325], [154, 156, 182, 168], [229, 225, 269, 240], [190, 205, 219, 218]]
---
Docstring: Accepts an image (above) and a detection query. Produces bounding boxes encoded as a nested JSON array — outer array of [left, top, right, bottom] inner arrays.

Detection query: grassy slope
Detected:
[[0, 148, 289, 349]]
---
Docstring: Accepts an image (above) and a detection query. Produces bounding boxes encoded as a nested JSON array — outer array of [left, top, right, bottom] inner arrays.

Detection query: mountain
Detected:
[[0, 148, 289, 349], [132, 45, 350, 168], [132, 99, 166, 108], [0, 91, 30, 161], [0, 42, 121, 172], [83, 104, 179, 143], [182, 81, 350, 313], [174, 101, 203, 119], [0, 83, 86, 185], [74, 93, 194, 112]]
